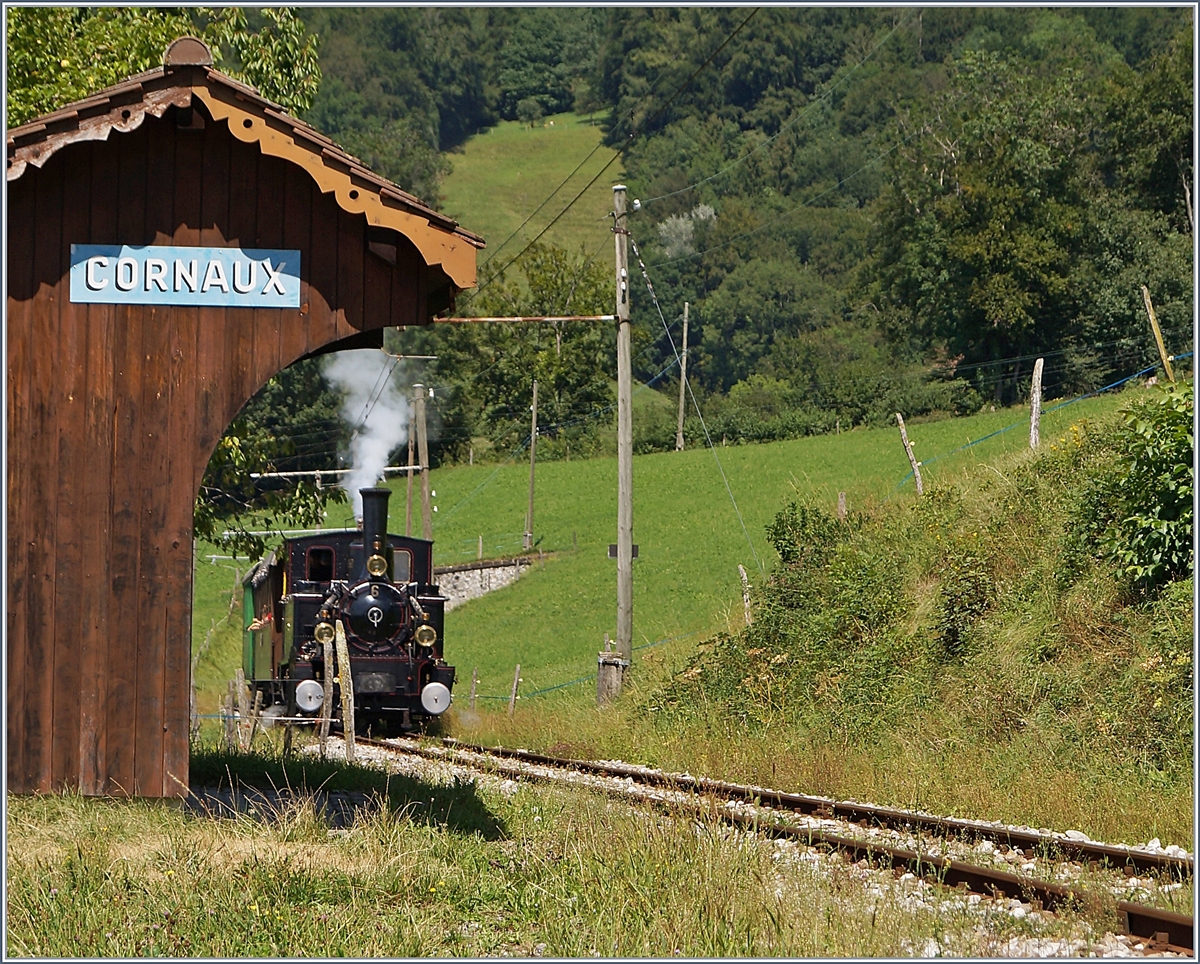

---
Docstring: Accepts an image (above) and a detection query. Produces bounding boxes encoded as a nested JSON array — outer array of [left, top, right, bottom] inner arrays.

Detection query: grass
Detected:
[[440, 111, 623, 266], [422, 390, 1134, 699], [190, 390, 1134, 705], [183, 385, 1193, 852], [6, 740, 1141, 958]]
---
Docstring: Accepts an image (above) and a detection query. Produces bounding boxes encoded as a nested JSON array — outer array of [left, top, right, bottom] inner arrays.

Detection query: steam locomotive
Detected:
[[241, 486, 454, 733]]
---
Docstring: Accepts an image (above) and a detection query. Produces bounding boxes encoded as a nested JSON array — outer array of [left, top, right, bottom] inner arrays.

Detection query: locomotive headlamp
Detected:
[[366, 553, 388, 577], [313, 621, 335, 645], [414, 623, 438, 647]]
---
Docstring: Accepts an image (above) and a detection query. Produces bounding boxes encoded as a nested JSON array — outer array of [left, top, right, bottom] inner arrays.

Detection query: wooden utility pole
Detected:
[[614, 185, 634, 671], [405, 416, 415, 537], [1029, 357, 1044, 450], [524, 379, 538, 551], [675, 302, 689, 451], [1141, 286, 1175, 383], [414, 384, 433, 540], [896, 412, 923, 496]]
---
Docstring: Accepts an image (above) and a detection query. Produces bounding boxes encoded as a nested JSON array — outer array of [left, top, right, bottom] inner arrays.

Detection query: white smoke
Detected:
[[321, 349, 410, 518]]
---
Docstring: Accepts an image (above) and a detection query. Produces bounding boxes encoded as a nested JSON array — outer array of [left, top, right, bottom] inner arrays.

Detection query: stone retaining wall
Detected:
[[434, 558, 533, 611]]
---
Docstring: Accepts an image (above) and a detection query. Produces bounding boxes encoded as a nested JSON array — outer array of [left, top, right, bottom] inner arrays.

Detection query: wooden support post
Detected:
[[470, 667, 478, 710], [405, 417, 415, 537], [319, 638, 334, 758], [414, 384, 433, 540], [478, 535, 483, 561], [837, 491, 847, 520], [335, 620, 356, 762], [1141, 286, 1175, 383], [1029, 357, 1044, 449], [738, 564, 752, 627], [524, 378, 538, 551], [614, 184, 634, 671], [235, 668, 249, 750], [508, 663, 521, 718], [224, 682, 236, 751], [675, 301, 689, 451], [896, 413, 923, 496], [469, 445, 473, 467]]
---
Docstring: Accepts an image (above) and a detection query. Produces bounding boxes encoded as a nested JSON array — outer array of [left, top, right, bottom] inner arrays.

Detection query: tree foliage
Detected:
[[6, 7, 321, 127]]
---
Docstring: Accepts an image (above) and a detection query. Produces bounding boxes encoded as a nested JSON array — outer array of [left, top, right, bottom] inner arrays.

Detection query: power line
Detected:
[[628, 231, 764, 576], [473, 7, 762, 299], [479, 13, 706, 268]]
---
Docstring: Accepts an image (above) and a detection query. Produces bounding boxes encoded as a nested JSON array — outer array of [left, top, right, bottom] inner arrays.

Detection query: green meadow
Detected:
[[440, 112, 622, 265], [191, 388, 1138, 712]]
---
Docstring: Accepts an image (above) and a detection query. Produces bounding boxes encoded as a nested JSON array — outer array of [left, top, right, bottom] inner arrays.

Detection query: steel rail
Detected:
[[352, 734, 1193, 951], [432, 738, 1193, 877]]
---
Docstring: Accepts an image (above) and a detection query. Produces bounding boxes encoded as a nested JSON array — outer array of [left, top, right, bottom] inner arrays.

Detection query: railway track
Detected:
[[350, 734, 1194, 953]]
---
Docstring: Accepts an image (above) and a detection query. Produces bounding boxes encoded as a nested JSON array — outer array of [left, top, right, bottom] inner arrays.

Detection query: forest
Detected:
[[7, 7, 1193, 532], [290, 7, 1194, 472]]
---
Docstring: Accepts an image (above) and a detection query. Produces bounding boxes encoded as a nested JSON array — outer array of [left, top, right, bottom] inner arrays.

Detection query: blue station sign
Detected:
[[69, 244, 301, 308]]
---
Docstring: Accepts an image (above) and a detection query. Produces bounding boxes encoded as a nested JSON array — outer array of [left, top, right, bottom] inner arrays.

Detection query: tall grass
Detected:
[[6, 744, 1127, 957]]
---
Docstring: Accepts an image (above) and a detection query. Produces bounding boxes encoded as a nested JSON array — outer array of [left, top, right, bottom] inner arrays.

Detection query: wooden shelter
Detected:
[[6, 38, 483, 797]]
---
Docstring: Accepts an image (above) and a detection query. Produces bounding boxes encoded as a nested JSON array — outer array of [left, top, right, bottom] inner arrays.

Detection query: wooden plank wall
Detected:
[[6, 105, 444, 797]]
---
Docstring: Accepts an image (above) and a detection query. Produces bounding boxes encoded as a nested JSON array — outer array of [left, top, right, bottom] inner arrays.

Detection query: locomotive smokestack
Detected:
[[359, 487, 390, 579]]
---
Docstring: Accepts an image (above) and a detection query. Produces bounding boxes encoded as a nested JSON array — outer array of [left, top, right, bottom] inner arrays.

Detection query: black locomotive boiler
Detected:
[[242, 486, 454, 732]]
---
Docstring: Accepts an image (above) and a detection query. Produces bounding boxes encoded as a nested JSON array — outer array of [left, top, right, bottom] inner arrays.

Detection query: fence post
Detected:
[[837, 491, 847, 520], [1141, 286, 1175, 383], [738, 564, 752, 627], [223, 682, 236, 751], [336, 620, 356, 762], [247, 689, 264, 748], [470, 667, 478, 710], [508, 663, 521, 717], [896, 413, 923, 496], [1029, 358, 1044, 449], [234, 668, 249, 749]]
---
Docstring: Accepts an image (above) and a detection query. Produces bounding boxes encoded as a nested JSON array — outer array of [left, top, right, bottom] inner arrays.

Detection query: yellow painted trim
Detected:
[[192, 86, 478, 290]]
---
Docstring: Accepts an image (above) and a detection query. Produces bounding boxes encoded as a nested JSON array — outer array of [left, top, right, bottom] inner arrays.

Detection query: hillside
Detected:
[[440, 113, 623, 266], [191, 389, 1134, 710]]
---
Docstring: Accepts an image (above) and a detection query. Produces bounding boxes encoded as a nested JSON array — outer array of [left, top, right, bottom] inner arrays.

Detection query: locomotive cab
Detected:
[[241, 487, 454, 732]]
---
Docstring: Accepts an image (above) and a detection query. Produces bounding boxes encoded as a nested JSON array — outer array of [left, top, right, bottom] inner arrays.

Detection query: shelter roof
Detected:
[[6, 40, 483, 289]]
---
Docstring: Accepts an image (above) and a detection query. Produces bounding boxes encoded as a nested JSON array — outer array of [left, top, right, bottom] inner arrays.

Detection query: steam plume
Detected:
[[321, 349, 410, 518]]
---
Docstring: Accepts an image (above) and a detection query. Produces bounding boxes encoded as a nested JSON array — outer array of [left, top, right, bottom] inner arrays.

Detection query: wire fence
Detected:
[[468, 630, 702, 703], [889, 353, 1193, 495]]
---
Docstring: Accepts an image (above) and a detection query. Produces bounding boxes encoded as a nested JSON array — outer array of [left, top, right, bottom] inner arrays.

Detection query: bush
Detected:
[[1104, 383, 1193, 590], [1065, 382, 1193, 592]]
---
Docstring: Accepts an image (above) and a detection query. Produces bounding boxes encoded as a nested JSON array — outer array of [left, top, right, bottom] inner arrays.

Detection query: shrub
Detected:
[[1104, 382, 1193, 590]]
